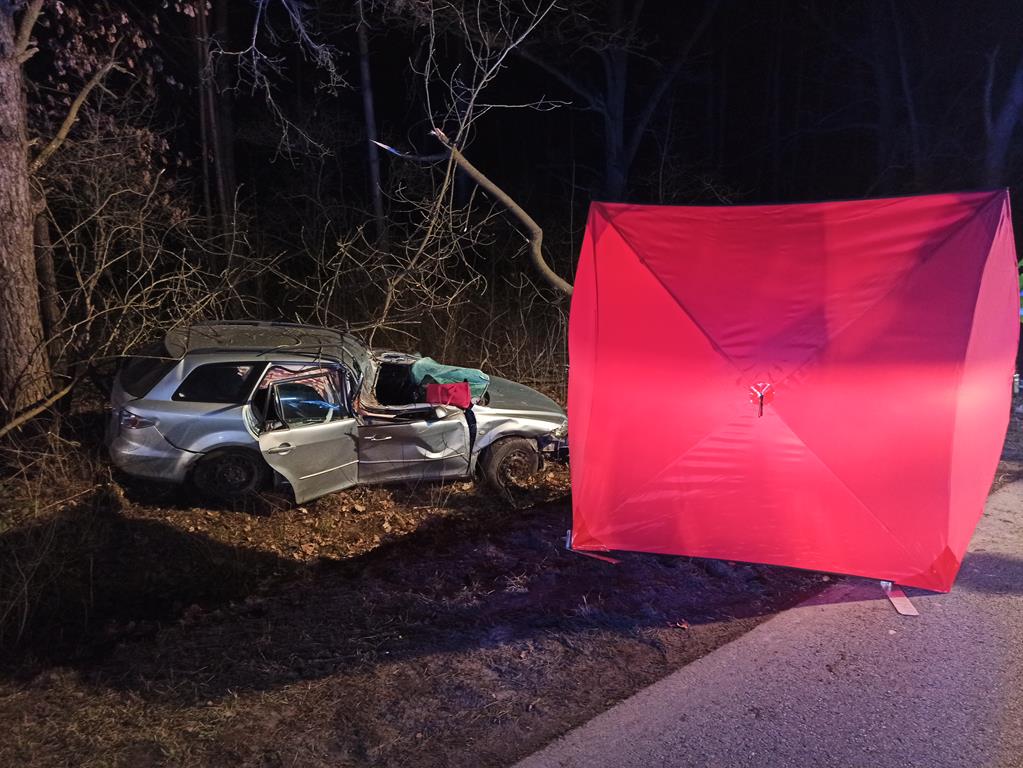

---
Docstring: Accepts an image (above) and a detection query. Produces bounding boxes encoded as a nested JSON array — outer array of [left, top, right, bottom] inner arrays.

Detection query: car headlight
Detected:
[[551, 420, 568, 440]]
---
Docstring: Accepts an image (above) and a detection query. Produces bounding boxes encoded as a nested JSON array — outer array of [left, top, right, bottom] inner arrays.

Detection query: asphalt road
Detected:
[[516, 480, 1023, 768]]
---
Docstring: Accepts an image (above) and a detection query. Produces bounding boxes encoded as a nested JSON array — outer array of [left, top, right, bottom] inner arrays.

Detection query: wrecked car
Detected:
[[105, 322, 568, 502]]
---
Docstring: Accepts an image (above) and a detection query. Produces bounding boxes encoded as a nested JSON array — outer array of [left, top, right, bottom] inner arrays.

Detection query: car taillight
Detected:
[[119, 409, 156, 429]]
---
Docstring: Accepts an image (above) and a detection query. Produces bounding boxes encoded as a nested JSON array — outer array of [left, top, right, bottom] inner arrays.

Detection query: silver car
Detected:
[[106, 322, 568, 503]]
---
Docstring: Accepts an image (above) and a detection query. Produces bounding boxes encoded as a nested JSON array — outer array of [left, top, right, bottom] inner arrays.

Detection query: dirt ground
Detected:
[[1, 396, 1020, 767]]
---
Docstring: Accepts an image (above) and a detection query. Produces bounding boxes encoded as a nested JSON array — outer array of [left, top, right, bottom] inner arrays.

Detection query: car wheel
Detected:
[[482, 437, 540, 496], [191, 448, 269, 499]]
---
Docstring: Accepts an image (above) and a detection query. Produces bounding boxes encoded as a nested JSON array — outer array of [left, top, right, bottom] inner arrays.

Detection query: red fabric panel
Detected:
[[569, 191, 1019, 592], [948, 197, 1020, 567], [425, 382, 472, 409]]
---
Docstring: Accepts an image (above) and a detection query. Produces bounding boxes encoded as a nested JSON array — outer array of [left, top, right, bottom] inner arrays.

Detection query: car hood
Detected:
[[483, 377, 564, 417]]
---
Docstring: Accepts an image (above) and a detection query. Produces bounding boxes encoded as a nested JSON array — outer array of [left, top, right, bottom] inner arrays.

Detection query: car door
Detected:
[[357, 406, 471, 485], [257, 370, 359, 504]]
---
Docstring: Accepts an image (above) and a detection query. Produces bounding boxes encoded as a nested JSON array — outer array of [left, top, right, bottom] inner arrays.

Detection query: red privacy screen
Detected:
[[568, 191, 1019, 592]]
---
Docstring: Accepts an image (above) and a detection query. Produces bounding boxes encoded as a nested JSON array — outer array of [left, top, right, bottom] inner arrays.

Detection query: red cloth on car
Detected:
[[568, 191, 1019, 592], [425, 381, 472, 409]]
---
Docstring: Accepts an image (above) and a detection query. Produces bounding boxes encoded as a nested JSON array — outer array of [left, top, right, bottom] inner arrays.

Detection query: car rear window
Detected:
[[120, 345, 178, 398], [172, 363, 266, 404]]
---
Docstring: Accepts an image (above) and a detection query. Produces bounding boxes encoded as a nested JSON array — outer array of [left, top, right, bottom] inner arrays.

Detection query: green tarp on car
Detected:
[[411, 357, 490, 399]]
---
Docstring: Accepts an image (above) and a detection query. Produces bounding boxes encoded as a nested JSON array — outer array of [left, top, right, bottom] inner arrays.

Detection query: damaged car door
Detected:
[[257, 370, 359, 504], [357, 406, 471, 485]]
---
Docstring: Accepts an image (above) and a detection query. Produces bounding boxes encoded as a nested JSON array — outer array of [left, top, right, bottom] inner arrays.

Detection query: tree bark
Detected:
[[870, 14, 896, 195], [193, 6, 216, 230], [984, 51, 1023, 188], [601, 47, 629, 201], [192, 1, 237, 262], [768, 3, 783, 200], [34, 208, 60, 357], [888, 0, 922, 183], [357, 0, 385, 241], [0, 7, 51, 417], [211, 0, 236, 242]]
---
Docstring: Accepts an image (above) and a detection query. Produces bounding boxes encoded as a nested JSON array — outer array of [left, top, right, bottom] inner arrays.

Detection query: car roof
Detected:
[[164, 322, 369, 369]]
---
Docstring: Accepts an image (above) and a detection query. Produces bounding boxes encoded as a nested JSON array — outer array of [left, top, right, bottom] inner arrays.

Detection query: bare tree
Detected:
[[193, 0, 237, 240], [2, 0, 218, 424], [983, 47, 1023, 187], [0, 0, 50, 417], [213, 0, 348, 158], [357, 0, 386, 242], [361, 0, 572, 326], [517, 0, 718, 200], [35, 84, 269, 386]]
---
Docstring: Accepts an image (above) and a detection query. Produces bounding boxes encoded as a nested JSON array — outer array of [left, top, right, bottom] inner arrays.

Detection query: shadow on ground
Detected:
[[0, 488, 298, 659], [955, 551, 1023, 595], [0, 482, 820, 705]]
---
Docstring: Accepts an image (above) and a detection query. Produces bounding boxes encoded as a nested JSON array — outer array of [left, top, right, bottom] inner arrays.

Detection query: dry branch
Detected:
[[0, 382, 73, 440], [13, 0, 43, 63], [430, 129, 572, 296], [29, 60, 118, 175]]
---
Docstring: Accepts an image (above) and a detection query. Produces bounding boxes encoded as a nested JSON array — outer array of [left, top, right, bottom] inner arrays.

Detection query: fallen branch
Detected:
[[430, 129, 573, 296], [0, 382, 75, 441]]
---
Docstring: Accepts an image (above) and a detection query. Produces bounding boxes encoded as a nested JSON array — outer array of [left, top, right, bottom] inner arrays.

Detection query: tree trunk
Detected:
[[870, 17, 896, 195], [984, 54, 1023, 188], [194, 7, 214, 228], [34, 208, 60, 359], [768, 4, 782, 200], [357, 0, 385, 242], [211, 0, 237, 242], [194, 1, 238, 281], [888, 0, 922, 184], [0, 9, 51, 417], [601, 48, 628, 201]]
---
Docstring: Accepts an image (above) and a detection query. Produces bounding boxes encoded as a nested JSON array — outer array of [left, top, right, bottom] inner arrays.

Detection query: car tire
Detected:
[[481, 437, 540, 495], [190, 448, 269, 500]]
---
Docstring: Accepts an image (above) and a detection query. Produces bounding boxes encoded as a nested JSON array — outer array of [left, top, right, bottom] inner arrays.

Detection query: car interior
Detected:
[[250, 357, 461, 425], [250, 365, 345, 429], [276, 381, 338, 425], [359, 356, 487, 421], [353, 352, 443, 421], [374, 361, 419, 406]]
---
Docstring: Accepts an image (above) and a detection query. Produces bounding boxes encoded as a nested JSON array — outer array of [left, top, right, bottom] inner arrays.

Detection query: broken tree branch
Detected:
[[29, 60, 119, 175], [13, 0, 43, 63], [431, 128, 573, 296], [0, 381, 74, 440]]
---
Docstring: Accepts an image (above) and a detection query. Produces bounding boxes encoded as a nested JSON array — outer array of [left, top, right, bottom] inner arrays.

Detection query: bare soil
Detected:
[[3, 395, 1019, 767]]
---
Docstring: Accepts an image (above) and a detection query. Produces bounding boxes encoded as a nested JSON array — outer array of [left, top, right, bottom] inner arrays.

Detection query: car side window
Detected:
[[272, 373, 344, 428], [119, 343, 178, 397], [172, 362, 265, 403]]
